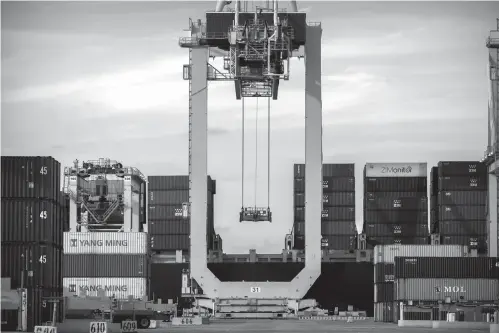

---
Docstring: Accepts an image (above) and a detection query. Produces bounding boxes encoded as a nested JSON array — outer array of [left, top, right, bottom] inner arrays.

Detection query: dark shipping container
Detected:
[[438, 220, 488, 236], [25, 287, 62, 331], [1, 199, 63, 246], [294, 192, 355, 207], [150, 235, 190, 251], [363, 223, 429, 237], [294, 206, 355, 222], [1, 309, 18, 331], [294, 177, 355, 193], [364, 210, 428, 224], [366, 236, 429, 247], [208, 263, 305, 282], [374, 302, 396, 323], [63, 254, 149, 278], [1, 156, 61, 201], [148, 189, 214, 206], [365, 196, 427, 211], [148, 175, 215, 192], [294, 163, 355, 178], [294, 221, 357, 236], [437, 191, 487, 206], [438, 176, 487, 191], [394, 257, 499, 279], [375, 282, 395, 303], [438, 205, 486, 221], [374, 263, 394, 283], [1, 243, 62, 290], [441, 235, 488, 253], [437, 161, 486, 177], [364, 177, 426, 193], [148, 220, 190, 235], [293, 235, 305, 250], [321, 234, 358, 250]]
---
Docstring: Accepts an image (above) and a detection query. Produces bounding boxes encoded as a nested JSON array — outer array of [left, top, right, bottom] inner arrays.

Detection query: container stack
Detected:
[[293, 164, 357, 250], [429, 166, 439, 234], [147, 175, 216, 252], [432, 162, 488, 254], [363, 163, 429, 247], [394, 256, 499, 321], [373, 244, 469, 323], [1, 156, 64, 331], [63, 232, 149, 299]]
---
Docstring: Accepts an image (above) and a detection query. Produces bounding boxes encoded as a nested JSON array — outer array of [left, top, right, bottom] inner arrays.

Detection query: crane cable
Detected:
[[255, 97, 259, 209], [267, 97, 270, 210], [242, 97, 245, 208]]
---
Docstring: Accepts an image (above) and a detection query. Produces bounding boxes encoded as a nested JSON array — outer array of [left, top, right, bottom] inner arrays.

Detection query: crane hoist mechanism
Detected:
[[179, 0, 323, 313]]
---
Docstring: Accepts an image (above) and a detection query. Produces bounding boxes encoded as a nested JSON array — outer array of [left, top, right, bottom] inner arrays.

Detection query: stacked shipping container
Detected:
[[430, 162, 488, 254], [373, 244, 468, 323], [1, 156, 64, 331], [63, 232, 149, 299], [293, 164, 357, 250], [363, 163, 429, 247], [147, 176, 216, 252]]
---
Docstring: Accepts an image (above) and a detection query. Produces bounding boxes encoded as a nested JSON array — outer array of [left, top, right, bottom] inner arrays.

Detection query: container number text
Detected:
[[40, 211, 48, 219], [39, 255, 47, 263], [90, 322, 107, 333], [40, 166, 48, 175], [250, 287, 261, 293], [34, 326, 56, 333], [121, 320, 137, 333]]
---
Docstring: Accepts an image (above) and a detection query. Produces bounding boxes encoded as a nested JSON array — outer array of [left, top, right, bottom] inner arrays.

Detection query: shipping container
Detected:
[[394, 257, 499, 279], [438, 205, 487, 221], [149, 203, 215, 222], [148, 220, 190, 235], [363, 223, 428, 237], [437, 220, 488, 236], [20, 288, 62, 331], [63, 232, 149, 254], [294, 177, 355, 193], [1, 199, 63, 246], [304, 262, 374, 315], [374, 282, 394, 302], [373, 244, 468, 264], [364, 210, 427, 224], [365, 196, 427, 211], [147, 175, 215, 192], [364, 163, 427, 178], [1, 243, 62, 289], [294, 192, 355, 207], [364, 177, 427, 193], [294, 163, 355, 178], [374, 302, 396, 323], [1, 309, 18, 331], [430, 167, 439, 195], [148, 189, 214, 206], [294, 206, 355, 222], [441, 235, 487, 252], [150, 263, 188, 302], [63, 277, 147, 299], [395, 278, 498, 302], [150, 235, 189, 251], [208, 263, 305, 282], [374, 263, 394, 283], [293, 235, 304, 250], [367, 236, 428, 248], [63, 254, 150, 278], [437, 161, 486, 177], [437, 191, 487, 206], [1, 156, 61, 201], [321, 234, 358, 250], [438, 176, 487, 191], [294, 221, 357, 236]]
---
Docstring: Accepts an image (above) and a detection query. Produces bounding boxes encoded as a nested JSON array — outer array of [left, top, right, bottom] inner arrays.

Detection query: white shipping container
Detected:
[[373, 244, 468, 264], [365, 163, 427, 178], [64, 232, 149, 254], [396, 278, 498, 302], [63, 277, 147, 299]]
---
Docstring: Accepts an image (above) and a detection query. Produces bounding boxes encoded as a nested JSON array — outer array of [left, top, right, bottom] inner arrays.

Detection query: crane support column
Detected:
[[488, 167, 498, 257]]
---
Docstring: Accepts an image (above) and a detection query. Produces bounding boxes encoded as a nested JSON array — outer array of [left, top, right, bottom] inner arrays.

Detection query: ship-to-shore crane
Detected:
[[179, 0, 323, 315]]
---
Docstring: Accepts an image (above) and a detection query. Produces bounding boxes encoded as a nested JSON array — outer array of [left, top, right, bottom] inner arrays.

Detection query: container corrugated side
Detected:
[[25, 288, 61, 331], [150, 263, 188, 302], [438, 176, 487, 191], [294, 163, 355, 178], [374, 282, 394, 302], [148, 175, 215, 192], [395, 278, 498, 301], [63, 254, 149, 278], [1, 156, 61, 201], [1, 309, 18, 331], [394, 257, 499, 279], [438, 205, 487, 221], [294, 192, 355, 207], [374, 302, 396, 323], [364, 177, 427, 192], [148, 205, 185, 220], [63, 277, 147, 299], [1, 243, 62, 289], [373, 244, 468, 264], [437, 161, 486, 177], [364, 223, 428, 237], [150, 235, 189, 251], [374, 263, 394, 283], [294, 221, 357, 236], [438, 221, 488, 236], [321, 235, 357, 250], [148, 220, 190, 235], [1, 199, 63, 246], [441, 235, 488, 253], [294, 177, 355, 193], [364, 163, 427, 178], [437, 191, 487, 206], [63, 232, 149, 254], [364, 210, 428, 224], [148, 190, 214, 206], [294, 207, 355, 222], [367, 236, 429, 248], [365, 197, 428, 211]]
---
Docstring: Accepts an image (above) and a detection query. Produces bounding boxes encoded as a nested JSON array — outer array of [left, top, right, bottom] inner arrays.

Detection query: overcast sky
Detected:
[[1, 1, 497, 253]]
